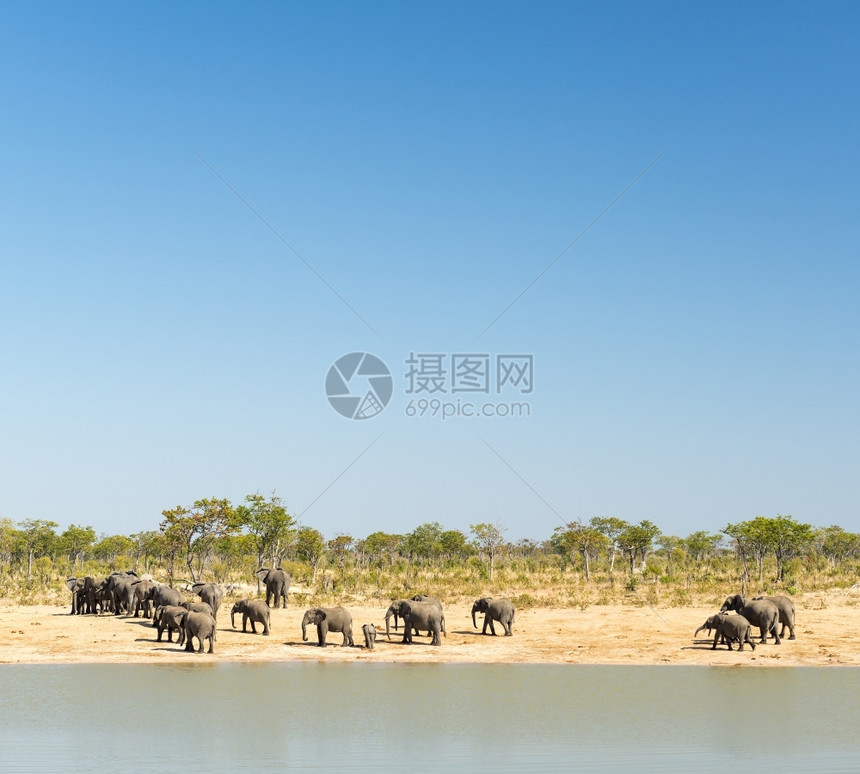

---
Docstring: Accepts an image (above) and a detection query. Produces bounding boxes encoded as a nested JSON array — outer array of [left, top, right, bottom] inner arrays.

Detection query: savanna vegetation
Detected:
[[1, 493, 858, 610]]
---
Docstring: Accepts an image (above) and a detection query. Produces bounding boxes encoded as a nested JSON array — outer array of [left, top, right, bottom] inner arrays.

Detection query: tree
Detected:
[[296, 526, 326, 584], [767, 514, 814, 582], [723, 518, 771, 585], [440, 530, 472, 560], [327, 534, 354, 583], [657, 534, 682, 577], [681, 531, 722, 564], [552, 521, 610, 581], [362, 532, 403, 564], [92, 534, 135, 569], [159, 498, 238, 582], [819, 526, 860, 566], [470, 522, 507, 581], [617, 520, 660, 574], [590, 517, 629, 574], [18, 519, 59, 580], [403, 522, 444, 561], [235, 493, 297, 569], [58, 524, 96, 571]]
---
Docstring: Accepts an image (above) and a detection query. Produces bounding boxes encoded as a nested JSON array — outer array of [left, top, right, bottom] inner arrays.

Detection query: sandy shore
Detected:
[[2, 592, 858, 667]]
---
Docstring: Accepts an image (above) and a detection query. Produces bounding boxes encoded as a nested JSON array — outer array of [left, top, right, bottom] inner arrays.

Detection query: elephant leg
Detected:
[[318, 624, 327, 647], [488, 617, 497, 636], [504, 618, 513, 636], [250, 619, 258, 634], [263, 617, 270, 636]]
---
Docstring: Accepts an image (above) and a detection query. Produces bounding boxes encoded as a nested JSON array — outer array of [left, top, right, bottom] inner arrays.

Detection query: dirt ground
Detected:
[[2, 592, 859, 666]]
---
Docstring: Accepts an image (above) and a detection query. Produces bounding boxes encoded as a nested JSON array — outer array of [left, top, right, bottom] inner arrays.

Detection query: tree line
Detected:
[[1, 494, 858, 592]]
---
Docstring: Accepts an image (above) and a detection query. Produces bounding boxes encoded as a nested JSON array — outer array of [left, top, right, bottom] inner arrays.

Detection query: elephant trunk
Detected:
[[302, 619, 308, 642], [472, 608, 477, 628], [385, 611, 392, 641], [694, 625, 706, 637], [231, 609, 236, 629]]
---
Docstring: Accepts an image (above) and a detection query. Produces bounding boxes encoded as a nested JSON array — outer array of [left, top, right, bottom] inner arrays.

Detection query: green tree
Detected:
[[767, 514, 814, 582], [818, 526, 860, 566], [235, 493, 297, 569], [440, 529, 472, 560], [159, 497, 238, 582], [470, 522, 507, 581], [18, 519, 59, 580], [403, 522, 445, 561], [617, 520, 660, 574], [362, 532, 403, 564], [92, 534, 135, 569], [58, 524, 96, 571], [552, 521, 610, 581], [681, 530, 722, 564], [590, 517, 629, 574], [296, 526, 326, 584]]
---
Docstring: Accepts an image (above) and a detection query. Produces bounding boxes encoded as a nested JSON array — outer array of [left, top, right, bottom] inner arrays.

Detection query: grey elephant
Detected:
[[231, 599, 270, 636], [184, 610, 217, 654], [105, 571, 138, 615], [362, 623, 377, 650], [720, 595, 781, 644], [182, 600, 215, 617], [695, 614, 756, 651], [66, 576, 97, 615], [131, 579, 158, 618], [385, 598, 446, 640], [397, 600, 444, 646], [256, 568, 291, 608], [753, 594, 796, 640], [150, 585, 185, 626], [301, 607, 354, 647], [192, 583, 224, 620], [471, 597, 515, 636], [154, 605, 187, 645]]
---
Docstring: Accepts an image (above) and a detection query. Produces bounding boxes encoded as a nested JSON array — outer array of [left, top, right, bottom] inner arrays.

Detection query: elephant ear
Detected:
[[191, 583, 205, 592], [256, 568, 270, 582], [315, 609, 327, 623], [65, 578, 79, 591]]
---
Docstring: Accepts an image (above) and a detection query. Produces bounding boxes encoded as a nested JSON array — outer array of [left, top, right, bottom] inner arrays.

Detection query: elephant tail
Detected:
[[442, 614, 447, 637]]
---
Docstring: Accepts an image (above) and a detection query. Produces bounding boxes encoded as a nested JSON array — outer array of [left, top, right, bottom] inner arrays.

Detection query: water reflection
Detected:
[[1, 664, 858, 772]]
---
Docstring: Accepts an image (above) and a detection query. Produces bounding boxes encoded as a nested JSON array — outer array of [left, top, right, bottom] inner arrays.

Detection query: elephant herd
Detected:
[[694, 593, 797, 652], [66, 571, 517, 656]]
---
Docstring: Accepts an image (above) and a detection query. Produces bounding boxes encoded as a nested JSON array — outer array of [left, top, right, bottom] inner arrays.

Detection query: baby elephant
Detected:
[[231, 599, 270, 636], [362, 623, 377, 650], [695, 614, 756, 652]]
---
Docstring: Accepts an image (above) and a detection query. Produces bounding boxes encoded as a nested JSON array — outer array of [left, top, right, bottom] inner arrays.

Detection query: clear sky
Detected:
[[1, 2, 857, 542]]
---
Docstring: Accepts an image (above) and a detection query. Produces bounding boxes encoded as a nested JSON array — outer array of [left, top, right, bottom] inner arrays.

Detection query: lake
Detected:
[[0, 664, 858, 772]]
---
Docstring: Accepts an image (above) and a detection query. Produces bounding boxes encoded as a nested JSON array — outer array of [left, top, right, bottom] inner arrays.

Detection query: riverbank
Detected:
[[2, 591, 858, 666]]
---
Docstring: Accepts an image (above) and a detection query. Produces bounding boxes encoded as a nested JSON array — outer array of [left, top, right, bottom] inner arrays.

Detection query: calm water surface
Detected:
[[1, 664, 858, 772]]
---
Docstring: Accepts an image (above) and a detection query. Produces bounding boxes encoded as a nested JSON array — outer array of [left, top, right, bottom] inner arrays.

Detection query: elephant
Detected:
[[301, 607, 354, 647], [154, 605, 187, 645], [191, 583, 224, 620], [65, 577, 97, 615], [184, 611, 217, 654], [131, 579, 158, 618], [720, 595, 781, 644], [182, 601, 215, 617], [149, 585, 185, 626], [362, 623, 377, 650], [695, 614, 756, 651], [471, 597, 515, 636], [396, 600, 444, 646], [385, 598, 446, 641], [256, 568, 291, 608], [753, 595, 796, 640], [231, 599, 270, 636], [105, 571, 138, 616]]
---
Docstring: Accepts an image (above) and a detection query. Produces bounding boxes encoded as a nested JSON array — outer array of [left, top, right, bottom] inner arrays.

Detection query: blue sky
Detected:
[[1, 3, 857, 542]]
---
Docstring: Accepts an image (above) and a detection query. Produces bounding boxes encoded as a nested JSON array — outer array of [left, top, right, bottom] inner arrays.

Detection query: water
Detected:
[[1, 664, 858, 772]]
